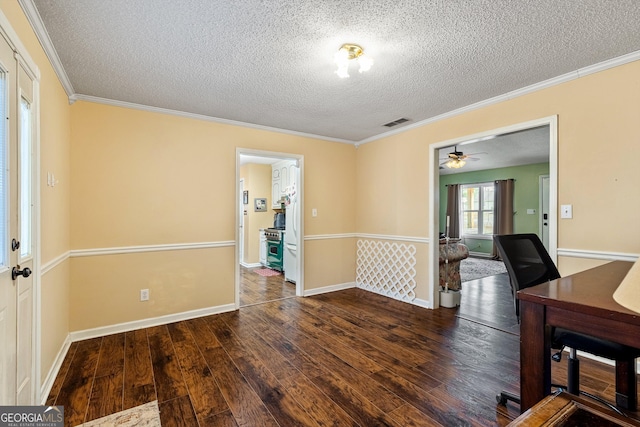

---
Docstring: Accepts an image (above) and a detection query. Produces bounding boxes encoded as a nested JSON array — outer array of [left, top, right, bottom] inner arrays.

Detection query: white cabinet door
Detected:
[[271, 168, 281, 208]]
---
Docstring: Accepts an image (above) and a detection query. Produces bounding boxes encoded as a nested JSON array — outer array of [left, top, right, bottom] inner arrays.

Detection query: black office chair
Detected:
[[494, 233, 639, 413]]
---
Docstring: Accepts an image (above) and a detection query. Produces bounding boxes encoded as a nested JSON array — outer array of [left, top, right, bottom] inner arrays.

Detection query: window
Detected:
[[19, 96, 32, 259], [460, 182, 494, 237]]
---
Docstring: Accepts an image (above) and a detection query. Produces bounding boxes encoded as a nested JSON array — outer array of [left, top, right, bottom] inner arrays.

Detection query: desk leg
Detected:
[[519, 300, 551, 412]]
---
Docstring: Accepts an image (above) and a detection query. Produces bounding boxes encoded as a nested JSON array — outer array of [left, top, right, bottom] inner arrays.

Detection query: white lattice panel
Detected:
[[356, 240, 417, 302]]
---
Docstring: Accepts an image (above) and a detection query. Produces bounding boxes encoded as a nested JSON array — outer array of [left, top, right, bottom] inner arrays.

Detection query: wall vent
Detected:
[[383, 117, 410, 127]]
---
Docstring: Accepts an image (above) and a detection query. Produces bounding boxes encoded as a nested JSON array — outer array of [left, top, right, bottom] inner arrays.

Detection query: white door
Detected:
[[0, 31, 37, 405], [539, 175, 550, 251]]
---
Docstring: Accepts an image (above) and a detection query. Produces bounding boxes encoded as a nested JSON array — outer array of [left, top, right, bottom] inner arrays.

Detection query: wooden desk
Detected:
[[518, 261, 640, 412]]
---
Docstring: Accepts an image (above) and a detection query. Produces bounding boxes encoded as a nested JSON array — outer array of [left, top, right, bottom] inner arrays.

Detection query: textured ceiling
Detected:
[[28, 0, 640, 143]]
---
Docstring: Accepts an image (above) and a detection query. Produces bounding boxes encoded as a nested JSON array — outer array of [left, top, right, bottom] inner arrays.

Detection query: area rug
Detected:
[[255, 268, 282, 277], [460, 257, 507, 282], [78, 400, 160, 427]]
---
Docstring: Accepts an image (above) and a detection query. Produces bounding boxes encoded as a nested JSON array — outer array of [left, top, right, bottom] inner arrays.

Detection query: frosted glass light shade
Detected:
[[613, 260, 640, 314]]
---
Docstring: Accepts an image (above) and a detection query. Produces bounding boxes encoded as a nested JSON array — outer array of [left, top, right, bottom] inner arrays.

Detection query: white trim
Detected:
[[412, 298, 432, 309], [240, 261, 262, 268], [468, 251, 492, 259], [68, 303, 236, 342], [304, 233, 357, 241], [429, 116, 558, 310], [70, 241, 234, 257], [51, 242, 637, 272], [356, 234, 429, 244], [41, 251, 70, 275], [0, 5, 40, 80], [303, 281, 355, 297], [39, 336, 71, 405], [236, 148, 306, 307], [74, 94, 353, 144], [557, 248, 639, 263], [357, 50, 640, 146]]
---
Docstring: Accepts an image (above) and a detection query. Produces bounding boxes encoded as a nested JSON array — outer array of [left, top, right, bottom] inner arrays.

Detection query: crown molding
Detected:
[[72, 94, 354, 144], [357, 49, 640, 146], [18, 0, 74, 98]]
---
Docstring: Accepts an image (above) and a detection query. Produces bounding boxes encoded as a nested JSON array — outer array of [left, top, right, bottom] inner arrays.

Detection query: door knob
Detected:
[[12, 266, 31, 280]]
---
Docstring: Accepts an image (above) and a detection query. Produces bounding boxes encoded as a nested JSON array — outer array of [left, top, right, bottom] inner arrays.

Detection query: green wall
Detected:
[[439, 162, 549, 255]]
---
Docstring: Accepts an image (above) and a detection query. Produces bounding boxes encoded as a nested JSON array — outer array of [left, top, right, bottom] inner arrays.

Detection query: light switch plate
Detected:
[[527, 209, 536, 215], [561, 204, 573, 219]]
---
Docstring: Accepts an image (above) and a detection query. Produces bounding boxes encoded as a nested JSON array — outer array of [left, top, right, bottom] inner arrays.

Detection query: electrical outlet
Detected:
[[140, 289, 149, 301]]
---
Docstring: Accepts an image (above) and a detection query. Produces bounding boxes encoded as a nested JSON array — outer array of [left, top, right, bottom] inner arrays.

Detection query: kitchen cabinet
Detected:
[[272, 160, 296, 208], [259, 229, 267, 266]]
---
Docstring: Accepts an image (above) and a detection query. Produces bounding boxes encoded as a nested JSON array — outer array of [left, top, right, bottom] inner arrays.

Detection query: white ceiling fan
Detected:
[[439, 146, 485, 169]]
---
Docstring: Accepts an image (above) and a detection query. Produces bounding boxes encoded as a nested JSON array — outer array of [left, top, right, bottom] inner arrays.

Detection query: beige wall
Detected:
[[0, 1, 72, 385], [356, 59, 640, 302], [69, 101, 357, 331], [240, 163, 273, 264]]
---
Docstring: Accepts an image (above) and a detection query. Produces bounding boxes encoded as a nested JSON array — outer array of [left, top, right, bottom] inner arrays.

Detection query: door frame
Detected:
[[429, 116, 557, 308], [539, 174, 550, 250], [235, 148, 304, 309], [0, 11, 41, 404], [238, 178, 245, 264]]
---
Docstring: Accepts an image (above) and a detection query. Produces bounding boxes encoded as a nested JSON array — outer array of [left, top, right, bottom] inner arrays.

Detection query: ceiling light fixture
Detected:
[[446, 159, 466, 169], [334, 44, 373, 78]]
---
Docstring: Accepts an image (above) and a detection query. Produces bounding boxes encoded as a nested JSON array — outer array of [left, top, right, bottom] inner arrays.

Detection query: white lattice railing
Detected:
[[356, 240, 417, 303]]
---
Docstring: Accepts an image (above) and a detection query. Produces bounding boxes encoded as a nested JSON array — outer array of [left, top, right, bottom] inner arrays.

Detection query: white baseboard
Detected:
[[40, 336, 72, 404], [412, 298, 433, 309], [240, 261, 262, 268], [303, 281, 355, 297], [468, 251, 493, 259], [69, 303, 236, 342]]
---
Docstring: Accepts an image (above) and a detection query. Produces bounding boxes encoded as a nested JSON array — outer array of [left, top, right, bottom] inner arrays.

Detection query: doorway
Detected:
[[429, 116, 558, 308], [0, 28, 40, 404], [235, 149, 304, 308]]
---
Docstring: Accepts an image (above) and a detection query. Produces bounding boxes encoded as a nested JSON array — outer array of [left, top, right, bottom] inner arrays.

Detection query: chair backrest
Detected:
[[493, 233, 561, 318]]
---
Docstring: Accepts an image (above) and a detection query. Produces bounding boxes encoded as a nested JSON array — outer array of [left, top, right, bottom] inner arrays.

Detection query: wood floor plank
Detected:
[[244, 306, 407, 414], [387, 403, 445, 427], [53, 337, 102, 427], [148, 325, 188, 403], [158, 395, 198, 427], [232, 353, 322, 427], [45, 341, 79, 406], [205, 313, 321, 426], [199, 410, 239, 427], [123, 329, 156, 410], [279, 370, 361, 427], [193, 333, 280, 427], [85, 372, 123, 422], [94, 333, 125, 377], [166, 322, 229, 421]]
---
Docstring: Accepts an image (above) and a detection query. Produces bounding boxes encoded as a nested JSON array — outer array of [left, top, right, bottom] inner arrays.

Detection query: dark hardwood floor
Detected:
[[239, 265, 296, 307], [46, 273, 639, 426]]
